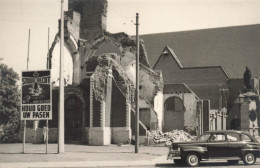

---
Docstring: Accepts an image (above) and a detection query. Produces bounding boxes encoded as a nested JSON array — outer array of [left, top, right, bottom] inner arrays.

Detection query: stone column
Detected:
[[212, 113, 216, 130], [222, 108, 227, 130], [241, 100, 250, 131], [73, 40, 84, 85], [89, 75, 94, 128], [154, 91, 163, 131], [86, 75, 93, 144], [89, 100, 111, 145], [126, 103, 131, 127], [217, 111, 222, 130], [196, 100, 203, 135], [88, 71, 112, 145]]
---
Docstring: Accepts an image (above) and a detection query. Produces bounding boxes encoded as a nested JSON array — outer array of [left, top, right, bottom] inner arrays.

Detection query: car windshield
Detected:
[[197, 133, 210, 141]]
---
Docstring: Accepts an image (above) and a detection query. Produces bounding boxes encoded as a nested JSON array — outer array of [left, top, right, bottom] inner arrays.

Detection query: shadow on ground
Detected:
[[155, 162, 260, 167]]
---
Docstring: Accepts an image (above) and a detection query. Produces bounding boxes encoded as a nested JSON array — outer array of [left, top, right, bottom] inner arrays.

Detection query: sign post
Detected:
[[21, 70, 52, 153]]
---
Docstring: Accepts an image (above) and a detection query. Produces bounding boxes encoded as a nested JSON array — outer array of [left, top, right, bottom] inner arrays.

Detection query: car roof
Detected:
[[205, 130, 259, 142]]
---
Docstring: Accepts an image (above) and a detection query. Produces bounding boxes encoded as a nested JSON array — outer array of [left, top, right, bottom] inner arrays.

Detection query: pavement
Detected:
[[0, 143, 172, 168]]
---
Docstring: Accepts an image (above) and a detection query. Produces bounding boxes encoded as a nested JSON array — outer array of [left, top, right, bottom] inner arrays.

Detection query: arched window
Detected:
[[164, 97, 184, 111], [163, 96, 185, 132]]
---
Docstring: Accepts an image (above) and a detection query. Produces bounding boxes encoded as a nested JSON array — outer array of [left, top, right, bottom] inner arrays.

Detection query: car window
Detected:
[[241, 134, 252, 142], [209, 133, 226, 142], [227, 133, 240, 141], [197, 133, 210, 141]]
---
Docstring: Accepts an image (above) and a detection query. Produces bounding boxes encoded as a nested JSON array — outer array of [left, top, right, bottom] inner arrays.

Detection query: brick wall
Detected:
[[163, 93, 198, 134]]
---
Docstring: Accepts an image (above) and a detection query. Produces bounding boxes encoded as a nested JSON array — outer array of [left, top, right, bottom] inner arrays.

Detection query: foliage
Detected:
[[0, 63, 20, 142]]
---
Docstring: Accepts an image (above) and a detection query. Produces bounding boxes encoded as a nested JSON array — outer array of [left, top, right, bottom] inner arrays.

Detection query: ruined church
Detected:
[[47, 0, 164, 145], [20, 0, 213, 145]]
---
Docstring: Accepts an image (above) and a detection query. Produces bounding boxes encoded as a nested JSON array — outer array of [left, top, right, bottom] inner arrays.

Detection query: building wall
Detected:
[[139, 108, 158, 130], [140, 109, 151, 129], [154, 91, 163, 130], [94, 41, 122, 58], [163, 96, 184, 132], [163, 93, 198, 134], [18, 128, 58, 144], [153, 47, 228, 109], [131, 109, 147, 137], [227, 93, 260, 137], [202, 100, 210, 133], [226, 104, 240, 130], [227, 79, 244, 110], [150, 108, 159, 130], [154, 51, 228, 85], [126, 62, 163, 104], [68, 0, 107, 31]]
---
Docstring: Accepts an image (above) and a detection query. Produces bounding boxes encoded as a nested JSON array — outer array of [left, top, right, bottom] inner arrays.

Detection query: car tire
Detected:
[[185, 153, 200, 167], [174, 159, 184, 165], [243, 152, 256, 165], [227, 160, 239, 165]]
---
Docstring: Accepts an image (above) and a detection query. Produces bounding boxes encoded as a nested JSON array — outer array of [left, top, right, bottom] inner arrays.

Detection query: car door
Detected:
[[207, 133, 229, 158], [227, 132, 244, 158]]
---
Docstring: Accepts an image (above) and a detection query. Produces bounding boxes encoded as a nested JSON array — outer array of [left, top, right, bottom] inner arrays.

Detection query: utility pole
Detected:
[[27, 29, 30, 70], [47, 27, 50, 70], [23, 29, 30, 154], [58, 0, 65, 153], [46, 27, 50, 154], [135, 13, 140, 153]]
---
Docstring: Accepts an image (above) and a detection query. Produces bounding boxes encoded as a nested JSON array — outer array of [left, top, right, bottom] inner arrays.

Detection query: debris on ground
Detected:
[[148, 130, 197, 146]]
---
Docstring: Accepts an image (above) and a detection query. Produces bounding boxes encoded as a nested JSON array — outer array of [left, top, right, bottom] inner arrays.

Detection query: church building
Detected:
[[20, 0, 166, 145]]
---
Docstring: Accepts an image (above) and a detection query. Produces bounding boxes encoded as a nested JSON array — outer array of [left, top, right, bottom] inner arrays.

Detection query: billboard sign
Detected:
[[21, 70, 52, 120]]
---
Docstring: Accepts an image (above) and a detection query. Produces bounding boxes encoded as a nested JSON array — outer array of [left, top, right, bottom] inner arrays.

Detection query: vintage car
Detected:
[[167, 130, 260, 167]]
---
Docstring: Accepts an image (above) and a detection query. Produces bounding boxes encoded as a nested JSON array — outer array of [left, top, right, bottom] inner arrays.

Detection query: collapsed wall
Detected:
[[104, 32, 151, 68], [86, 53, 134, 102], [85, 53, 135, 145]]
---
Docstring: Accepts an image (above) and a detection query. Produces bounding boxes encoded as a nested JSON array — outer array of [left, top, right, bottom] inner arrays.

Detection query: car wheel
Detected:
[[185, 153, 200, 167], [243, 152, 256, 165], [174, 159, 184, 165], [227, 160, 239, 165]]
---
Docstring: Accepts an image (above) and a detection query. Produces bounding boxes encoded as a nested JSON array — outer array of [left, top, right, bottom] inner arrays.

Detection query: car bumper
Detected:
[[167, 150, 181, 160]]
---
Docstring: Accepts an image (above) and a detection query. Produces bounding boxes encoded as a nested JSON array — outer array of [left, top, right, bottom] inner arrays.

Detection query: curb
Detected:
[[0, 155, 170, 168]]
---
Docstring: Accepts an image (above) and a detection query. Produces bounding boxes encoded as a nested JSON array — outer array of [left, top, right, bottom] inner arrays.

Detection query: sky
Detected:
[[0, 0, 260, 77]]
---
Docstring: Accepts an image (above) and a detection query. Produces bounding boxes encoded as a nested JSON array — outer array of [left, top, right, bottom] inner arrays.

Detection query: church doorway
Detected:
[[163, 97, 185, 132], [65, 95, 83, 143]]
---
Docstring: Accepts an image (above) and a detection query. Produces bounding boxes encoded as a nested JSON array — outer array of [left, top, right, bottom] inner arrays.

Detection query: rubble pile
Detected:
[[148, 130, 196, 146]]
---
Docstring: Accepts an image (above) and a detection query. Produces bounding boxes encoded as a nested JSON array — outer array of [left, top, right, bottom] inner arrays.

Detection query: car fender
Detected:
[[180, 146, 207, 157], [241, 144, 260, 157]]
